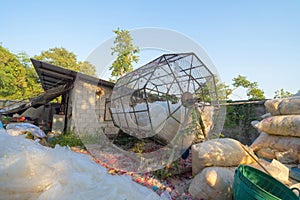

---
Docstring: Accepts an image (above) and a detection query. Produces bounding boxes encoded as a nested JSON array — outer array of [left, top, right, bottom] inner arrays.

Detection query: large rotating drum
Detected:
[[110, 52, 219, 143], [74, 52, 224, 172]]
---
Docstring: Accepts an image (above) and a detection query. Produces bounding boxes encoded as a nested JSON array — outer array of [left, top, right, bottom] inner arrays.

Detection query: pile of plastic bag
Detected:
[[251, 96, 300, 164], [190, 138, 257, 200], [0, 130, 169, 200], [191, 138, 256, 175], [189, 96, 300, 200]]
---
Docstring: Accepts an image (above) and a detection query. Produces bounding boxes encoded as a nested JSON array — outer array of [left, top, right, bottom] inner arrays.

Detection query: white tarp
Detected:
[[6, 123, 46, 138], [0, 131, 168, 200]]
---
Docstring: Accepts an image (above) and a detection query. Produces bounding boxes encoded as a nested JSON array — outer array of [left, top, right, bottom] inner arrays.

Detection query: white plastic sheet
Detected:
[[0, 132, 168, 200], [6, 123, 46, 138]]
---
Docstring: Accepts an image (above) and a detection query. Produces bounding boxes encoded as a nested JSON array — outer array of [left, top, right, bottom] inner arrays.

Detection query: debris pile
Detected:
[[251, 96, 300, 164], [189, 138, 256, 200], [188, 96, 300, 199]]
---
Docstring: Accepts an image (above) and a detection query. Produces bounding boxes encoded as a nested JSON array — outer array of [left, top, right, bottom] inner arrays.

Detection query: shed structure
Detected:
[[30, 59, 119, 136]]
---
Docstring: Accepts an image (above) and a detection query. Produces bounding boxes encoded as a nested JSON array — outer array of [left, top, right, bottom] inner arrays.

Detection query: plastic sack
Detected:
[[0, 133, 164, 200], [191, 138, 256, 175], [275, 150, 299, 164], [6, 123, 46, 138], [265, 97, 300, 115], [198, 106, 214, 137], [255, 115, 300, 137], [250, 132, 300, 163], [188, 166, 235, 200], [255, 147, 276, 160], [248, 159, 290, 184]]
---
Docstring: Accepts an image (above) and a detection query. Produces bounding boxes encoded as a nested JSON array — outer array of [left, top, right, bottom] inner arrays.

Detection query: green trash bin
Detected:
[[234, 165, 300, 200]]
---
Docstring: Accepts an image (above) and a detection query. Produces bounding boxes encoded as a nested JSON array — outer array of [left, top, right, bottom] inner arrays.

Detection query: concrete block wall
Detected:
[[68, 79, 119, 136]]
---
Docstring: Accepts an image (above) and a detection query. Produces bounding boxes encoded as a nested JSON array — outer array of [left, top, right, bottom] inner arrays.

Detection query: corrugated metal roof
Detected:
[[31, 59, 114, 91]]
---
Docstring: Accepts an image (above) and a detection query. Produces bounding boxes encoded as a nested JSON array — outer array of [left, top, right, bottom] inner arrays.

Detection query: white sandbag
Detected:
[[256, 148, 298, 164], [255, 115, 300, 137], [0, 133, 164, 200], [251, 132, 300, 163], [198, 106, 214, 137], [248, 159, 290, 184], [192, 138, 256, 175], [6, 123, 46, 138], [264, 97, 300, 115], [251, 132, 300, 155], [275, 150, 299, 164], [188, 167, 235, 200], [255, 147, 276, 160]]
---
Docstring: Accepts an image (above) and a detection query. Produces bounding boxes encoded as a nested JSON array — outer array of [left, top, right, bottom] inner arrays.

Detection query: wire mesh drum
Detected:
[[110, 52, 219, 142]]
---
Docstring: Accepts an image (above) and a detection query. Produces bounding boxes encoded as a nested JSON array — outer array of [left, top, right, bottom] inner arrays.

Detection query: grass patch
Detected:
[[48, 131, 85, 148]]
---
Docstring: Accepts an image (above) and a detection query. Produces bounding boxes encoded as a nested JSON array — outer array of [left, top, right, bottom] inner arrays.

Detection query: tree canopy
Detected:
[[0, 41, 295, 102], [34, 47, 96, 76], [216, 75, 265, 100], [231, 75, 265, 100], [274, 88, 293, 99], [0, 45, 97, 101], [0, 46, 42, 100], [109, 28, 139, 82]]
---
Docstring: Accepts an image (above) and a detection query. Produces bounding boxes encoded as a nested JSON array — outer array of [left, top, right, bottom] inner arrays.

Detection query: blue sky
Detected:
[[1, 0, 299, 99]]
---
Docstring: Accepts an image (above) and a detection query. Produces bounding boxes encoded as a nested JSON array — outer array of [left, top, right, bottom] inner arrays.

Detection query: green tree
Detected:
[[24, 67, 43, 98], [217, 75, 265, 100], [0, 45, 28, 100], [216, 81, 233, 100], [17, 52, 44, 98], [274, 88, 293, 99], [34, 47, 96, 76], [17, 52, 31, 67], [109, 28, 139, 82], [231, 75, 265, 100], [0, 47, 43, 100]]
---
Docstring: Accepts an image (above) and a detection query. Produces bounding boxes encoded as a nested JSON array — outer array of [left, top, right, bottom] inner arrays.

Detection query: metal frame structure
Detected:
[[110, 52, 218, 139]]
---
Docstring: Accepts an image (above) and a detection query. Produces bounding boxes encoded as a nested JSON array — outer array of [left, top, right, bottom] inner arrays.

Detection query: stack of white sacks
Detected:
[[188, 138, 257, 200], [251, 96, 300, 164], [189, 96, 300, 200]]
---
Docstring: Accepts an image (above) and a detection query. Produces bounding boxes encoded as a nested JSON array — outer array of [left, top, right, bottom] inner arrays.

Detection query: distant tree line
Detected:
[[0, 28, 297, 101], [0, 45, 96, 100]]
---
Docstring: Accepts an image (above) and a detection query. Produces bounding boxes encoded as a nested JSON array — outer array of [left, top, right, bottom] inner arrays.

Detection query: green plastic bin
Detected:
[[234, 165, 300, 200]]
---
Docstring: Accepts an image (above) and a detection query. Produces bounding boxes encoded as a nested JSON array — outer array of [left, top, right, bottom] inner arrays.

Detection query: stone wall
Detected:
[[221, 100, 266, 145]]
